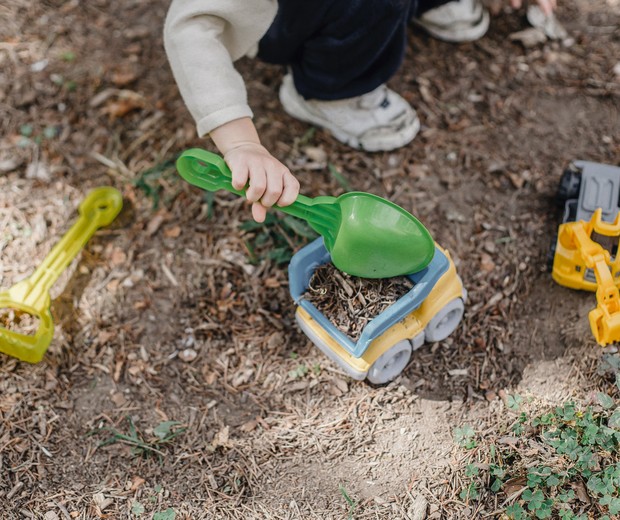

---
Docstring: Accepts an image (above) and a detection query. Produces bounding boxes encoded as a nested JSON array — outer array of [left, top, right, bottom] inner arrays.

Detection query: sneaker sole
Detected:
[[279, 80, 420, 152], [412, 8, 490, 43]]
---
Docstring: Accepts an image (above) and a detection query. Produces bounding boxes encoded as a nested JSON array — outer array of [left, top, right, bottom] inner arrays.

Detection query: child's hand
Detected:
[[224, 142, 300, 223], [509, 0, 557, 16], [210, 117, 300, 222]]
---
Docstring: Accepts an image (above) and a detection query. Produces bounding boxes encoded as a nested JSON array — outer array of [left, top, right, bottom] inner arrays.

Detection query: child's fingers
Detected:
[[252, 202, 267, 223], [260, 170, 285, 208], [277, 173, 300, 207], [510, 0, 522, 9], [245, 168, 267, 203], [230, 162, 250, 191]]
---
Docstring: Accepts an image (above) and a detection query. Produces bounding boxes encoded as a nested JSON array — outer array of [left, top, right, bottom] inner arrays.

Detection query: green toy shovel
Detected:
[[0, 187, 122, 363], [176, 148, 435, 279]]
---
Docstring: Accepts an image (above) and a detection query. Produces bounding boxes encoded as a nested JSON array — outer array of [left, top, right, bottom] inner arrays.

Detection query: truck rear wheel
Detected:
[[367, 340, 412, 385], [556, 166, 582, 207], [424, 298, 465, 342]]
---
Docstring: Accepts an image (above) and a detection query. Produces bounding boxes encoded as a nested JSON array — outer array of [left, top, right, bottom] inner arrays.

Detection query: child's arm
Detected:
[[164, 0, 297, 221], [210, 117, 300, 223]]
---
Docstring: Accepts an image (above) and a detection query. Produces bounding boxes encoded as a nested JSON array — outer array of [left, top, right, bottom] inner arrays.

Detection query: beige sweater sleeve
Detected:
[[163, 0, 277, 137]]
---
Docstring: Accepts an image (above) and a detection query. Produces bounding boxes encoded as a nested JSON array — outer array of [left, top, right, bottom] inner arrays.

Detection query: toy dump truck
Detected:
[[288, 237, 466, 384], [552, 160, 620, 345]]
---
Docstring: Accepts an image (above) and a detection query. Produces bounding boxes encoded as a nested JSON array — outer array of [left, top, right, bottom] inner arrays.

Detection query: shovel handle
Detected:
[[176, 149, 245, 197], [176, 149, 339, 231]]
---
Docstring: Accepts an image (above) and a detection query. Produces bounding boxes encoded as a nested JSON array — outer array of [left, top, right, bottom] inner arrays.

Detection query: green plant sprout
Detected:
[[132, 157, 179, 209], [241, 213, 317, 265], [95, 417, 186, 460], [455, 389, 620, 519], [339, 484, 358, 520], [288, 364, 309, 379]]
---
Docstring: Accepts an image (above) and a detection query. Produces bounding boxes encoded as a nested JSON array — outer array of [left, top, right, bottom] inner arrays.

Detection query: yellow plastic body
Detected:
[[295, 245, 464, 374], [0, 187, 122, 363], [552, 209, 620, 346]]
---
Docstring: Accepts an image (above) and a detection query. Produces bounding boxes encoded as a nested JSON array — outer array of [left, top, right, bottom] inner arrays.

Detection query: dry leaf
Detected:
[[480, 253, 495, 272], [332, 378, 348, 393], [110, 248, 127, 266], [112, 69, 138, 87], [240, 419, 258, 433], [572, 480, 590, 503], [92, 492, 113, 511], [97, 89, 146, 119], [97, 331, 116, 345], [0, 157, 21, 173], [129, 476, 146, 491], [26, 162, 51, 181], [106, 279, 120, 293], [163, 225, 181, 238], [503, 476, 526, 497], [146, 213, 166, 236], [231, 368, 254, 387], [110, 391, 126, 407], [179, 348, 198, 362], [509, 28, 547, 48], [212, 426, 232, 449], [102, 99, 144, 119], [264, 277, 280, 288]]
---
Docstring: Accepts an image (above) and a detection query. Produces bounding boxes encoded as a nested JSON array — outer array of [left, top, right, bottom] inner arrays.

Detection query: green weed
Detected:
[[240, 213, 317, 265], [455, 387, 620, 519], [339, 484, 358, 519], [94, 417, 186, 460], [132, 157, 179, 209], [328, 163, 351, 191], [288, 364, 309, 379]]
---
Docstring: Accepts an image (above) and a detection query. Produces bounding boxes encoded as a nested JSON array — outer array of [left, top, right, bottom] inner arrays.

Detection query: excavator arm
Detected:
[[558, 209, 620, 345]]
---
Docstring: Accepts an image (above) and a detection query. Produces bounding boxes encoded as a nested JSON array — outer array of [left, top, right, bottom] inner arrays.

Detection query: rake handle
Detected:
[[22, 187, 123, 310]]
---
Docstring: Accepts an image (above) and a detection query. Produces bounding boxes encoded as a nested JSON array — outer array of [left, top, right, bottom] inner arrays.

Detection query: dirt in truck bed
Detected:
[[304, 262, 414, 341], [0, 0, 619, 518]]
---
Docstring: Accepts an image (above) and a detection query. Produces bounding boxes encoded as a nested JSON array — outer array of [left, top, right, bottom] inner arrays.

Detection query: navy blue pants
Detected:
[[258, 0, 450, 100]]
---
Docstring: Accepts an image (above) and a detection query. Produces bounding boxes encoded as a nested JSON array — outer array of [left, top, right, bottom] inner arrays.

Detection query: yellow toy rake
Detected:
[[0, 187, 122, 363]]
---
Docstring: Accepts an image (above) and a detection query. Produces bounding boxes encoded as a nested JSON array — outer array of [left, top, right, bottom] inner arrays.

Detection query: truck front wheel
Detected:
[[367, 340, 412, 385], [424, 298, 465, 342]]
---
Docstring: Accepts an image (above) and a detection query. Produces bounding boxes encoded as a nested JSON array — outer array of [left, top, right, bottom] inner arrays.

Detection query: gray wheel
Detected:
[[556, 165, 582, 207], [367, 340, 412, 385], [424, 298, 464, 342]]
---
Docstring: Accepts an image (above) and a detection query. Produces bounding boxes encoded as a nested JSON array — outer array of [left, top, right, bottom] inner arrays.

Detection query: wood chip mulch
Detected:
[[304, 263, 414, 341]]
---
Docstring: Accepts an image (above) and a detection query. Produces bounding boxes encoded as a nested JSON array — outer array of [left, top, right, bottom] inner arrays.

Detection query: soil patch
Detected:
[[0, 0, 619, 518]]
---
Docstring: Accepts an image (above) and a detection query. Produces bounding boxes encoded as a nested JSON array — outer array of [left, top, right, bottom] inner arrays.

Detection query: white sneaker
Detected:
[[279, 74, 420, 152], [412, 0, 490, 43]]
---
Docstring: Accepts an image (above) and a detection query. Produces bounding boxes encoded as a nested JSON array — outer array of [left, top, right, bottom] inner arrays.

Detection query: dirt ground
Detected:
[[0, 0, 619, 518]]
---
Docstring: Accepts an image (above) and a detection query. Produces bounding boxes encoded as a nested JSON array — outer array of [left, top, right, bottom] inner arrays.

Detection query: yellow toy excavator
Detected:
[[552, 161, 620, 346]]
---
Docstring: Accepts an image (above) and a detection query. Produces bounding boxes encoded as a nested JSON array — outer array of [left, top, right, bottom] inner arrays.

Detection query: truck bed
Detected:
[[288, 237, 449, 358]]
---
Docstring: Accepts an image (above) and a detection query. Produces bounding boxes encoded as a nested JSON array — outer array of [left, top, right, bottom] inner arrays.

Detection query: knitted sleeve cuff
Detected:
[[196, 104, 254, 137]]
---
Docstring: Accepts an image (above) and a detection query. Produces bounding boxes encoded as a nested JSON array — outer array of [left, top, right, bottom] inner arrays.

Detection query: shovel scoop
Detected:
[[176, 148, 435, 278], [0, 187, 122, 363]]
